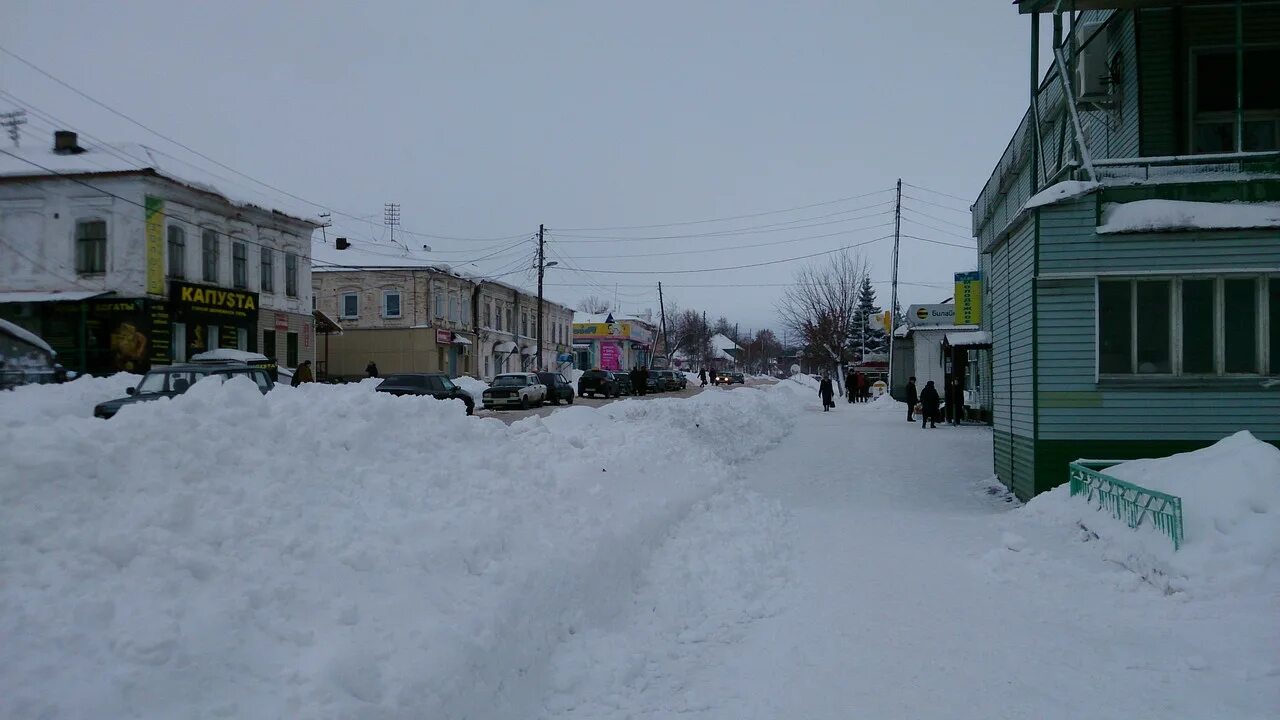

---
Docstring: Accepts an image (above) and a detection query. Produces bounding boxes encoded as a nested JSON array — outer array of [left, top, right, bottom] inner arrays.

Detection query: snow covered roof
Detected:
[[710, 333, 742, 352], [190, 349, 270, 363], [311, 241, 462, 275], [0, 141, 322, 226], [1097, 200, 1280, 234], [0, 290, 112, 304], [0, 318, 55, 356], [574, 313, 654, 327], [944, 330, 992, 348], [1024, 180, 1100, 209]]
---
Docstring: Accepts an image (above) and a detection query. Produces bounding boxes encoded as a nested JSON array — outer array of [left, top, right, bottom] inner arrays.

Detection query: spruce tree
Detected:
[[850, 276, 887, 362]]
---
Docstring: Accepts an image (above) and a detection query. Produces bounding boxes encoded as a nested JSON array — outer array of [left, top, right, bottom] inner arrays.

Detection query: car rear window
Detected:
[[583, 371, 607, 379], [383, 375, 427, 387], [493, 375, 526, 387]]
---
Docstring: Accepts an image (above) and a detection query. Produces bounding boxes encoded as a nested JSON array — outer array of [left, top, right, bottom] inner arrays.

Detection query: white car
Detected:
[[482, 372, 548, 410]]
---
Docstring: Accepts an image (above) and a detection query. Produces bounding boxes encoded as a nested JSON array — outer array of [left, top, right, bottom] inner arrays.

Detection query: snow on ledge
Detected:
[[1098, 199, 1280, 234], [1023, 180, 1100, 210]]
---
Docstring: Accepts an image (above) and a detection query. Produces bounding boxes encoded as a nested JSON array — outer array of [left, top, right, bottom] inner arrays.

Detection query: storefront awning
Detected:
[[451, 335, 473, 345], [0, 290, 112, 304], [944, 331, 992, 349], [313, 309, 343, 335], [494, 341, 517, 353]]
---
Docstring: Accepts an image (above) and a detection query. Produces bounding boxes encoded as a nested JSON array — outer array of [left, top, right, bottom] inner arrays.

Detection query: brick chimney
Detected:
[[53, 130, 84, 154]]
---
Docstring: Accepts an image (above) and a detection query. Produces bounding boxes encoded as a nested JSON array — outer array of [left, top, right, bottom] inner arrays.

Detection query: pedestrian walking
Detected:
[[365, 360, 379, 379], [919, 380, 940, 429], [845, 369, 857, 403], [639, 365, 650, 396], [699, 368, 708, 386], [818, 373, 835, 412], [905, 376, 918, 422], [291, 359, 314, 387]]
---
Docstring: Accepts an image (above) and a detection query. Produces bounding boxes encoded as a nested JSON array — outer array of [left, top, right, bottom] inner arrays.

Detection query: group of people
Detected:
[[843, 370, 872, 403]]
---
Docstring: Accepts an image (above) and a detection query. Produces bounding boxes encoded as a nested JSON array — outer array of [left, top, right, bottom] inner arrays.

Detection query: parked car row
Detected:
[[577, 369, 689, 398]]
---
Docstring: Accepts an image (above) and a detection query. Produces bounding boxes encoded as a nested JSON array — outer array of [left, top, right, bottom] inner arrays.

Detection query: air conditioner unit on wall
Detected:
[[1075, 18, 1111, 104]]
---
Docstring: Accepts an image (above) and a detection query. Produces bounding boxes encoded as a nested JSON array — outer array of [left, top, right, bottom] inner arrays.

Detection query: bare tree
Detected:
[[578, 295, 612, 314], [671, 309, 711, 365], [776, 250, 868, 371]]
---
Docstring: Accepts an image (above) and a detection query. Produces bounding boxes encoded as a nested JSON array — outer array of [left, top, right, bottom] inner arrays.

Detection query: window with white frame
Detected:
[[1098, 275, 1277, 377], [233, 241, 248, 289], [462, 297, 470, 326], [167, 226, 185, 278], [505, 307, 512, 331], [341, 292, 359, 319], [383, 291, 402, 318], [260, 247, 274, 292], [285, 252, 298, 297], [202, 229, 219, 282], [522, 312, 528, 337], [449, 293, 460, 323], [484, 301, 492, 328], [434, 288, 445, 318], [75, 219, 107, 274]]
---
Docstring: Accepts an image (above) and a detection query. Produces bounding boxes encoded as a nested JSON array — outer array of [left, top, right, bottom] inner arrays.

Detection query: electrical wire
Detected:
[[547, 220, 896, 260], [900, 214, 976, 241], [543, 279, 949, 289], [901, 193, 973, 216], [548, 201, 896, 241], [565, 235, 895, 275], [900, 202, 974, 230], [902, 182, 974, 205], [549, 187, 896, 232], [0, 49, 530, 243], [0, 233, 96, 289], [901, 234, 978, 250]]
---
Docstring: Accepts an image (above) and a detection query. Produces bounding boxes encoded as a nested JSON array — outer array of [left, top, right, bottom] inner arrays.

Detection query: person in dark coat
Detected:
[[919, 379, 940, 429], [845, 369, 857, 403], [818, 373, 835, 411], [854, 371, 867, 403], [699, 368, 708, 386], [291, 360, 314, 387], [905, 376, 918, 422], [365, 360, 379, 378], [639, 365, 650, 395]]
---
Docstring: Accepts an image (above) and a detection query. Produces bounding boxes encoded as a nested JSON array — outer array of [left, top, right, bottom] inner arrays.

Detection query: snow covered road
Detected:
[[543, 396, 1278, 719]]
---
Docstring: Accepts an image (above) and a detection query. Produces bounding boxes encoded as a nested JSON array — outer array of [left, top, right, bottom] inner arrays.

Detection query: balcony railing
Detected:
[[1068, 460, 1184, 550]]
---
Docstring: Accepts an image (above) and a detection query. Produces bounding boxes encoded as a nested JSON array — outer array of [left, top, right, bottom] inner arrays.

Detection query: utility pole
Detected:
[[0, 110, 27, 148], [536, 223, 545, 371], [384, 203, 401, 246], [888, 178, 902, 397], [657, 282, 669, 366]]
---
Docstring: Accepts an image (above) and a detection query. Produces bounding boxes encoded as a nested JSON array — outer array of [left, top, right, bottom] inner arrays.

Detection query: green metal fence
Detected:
[[1068, 460, 1184, 551]]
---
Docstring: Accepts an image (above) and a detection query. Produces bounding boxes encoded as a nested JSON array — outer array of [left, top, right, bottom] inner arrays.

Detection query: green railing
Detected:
[[1068, 460, 1184, 551]]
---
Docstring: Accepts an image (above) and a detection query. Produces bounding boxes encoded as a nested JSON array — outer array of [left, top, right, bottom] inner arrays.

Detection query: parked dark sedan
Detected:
[[613, 372, 634, 396], [714, 370, 746, 385], [375, 373, 474, 414], [578, 369, 620, 398], [537, 372, 575, 405], [654, 370, 686, 391], [94, 363, 273, 418], [645, 373, 665, 393]]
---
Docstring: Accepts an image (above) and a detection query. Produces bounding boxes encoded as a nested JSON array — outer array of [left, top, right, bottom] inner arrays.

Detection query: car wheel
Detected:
[[567, 393, 574, 405], [520, 396, 530, 410]]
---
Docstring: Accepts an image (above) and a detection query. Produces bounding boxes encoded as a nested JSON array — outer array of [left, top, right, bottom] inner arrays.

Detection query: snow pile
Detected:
[[869, 392, 907, 412], [190, 349, 269, 363], [0, 377, 805, 719], [0, 372, 139, 426], [450, 375, 489, 402], [1098, 199, 1280, 234], [1022, 431, 1280, 595], [1, 317, 55, 355]]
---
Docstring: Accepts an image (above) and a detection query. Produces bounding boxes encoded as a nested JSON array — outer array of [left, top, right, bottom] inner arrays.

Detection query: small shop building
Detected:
[[974, 1, 1280, 499], [572, 314, 656, 371], [0, 132, 321, 375]]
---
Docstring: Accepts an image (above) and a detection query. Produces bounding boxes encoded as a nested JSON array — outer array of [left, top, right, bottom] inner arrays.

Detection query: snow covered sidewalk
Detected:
[[543, 394, 1278, 719]]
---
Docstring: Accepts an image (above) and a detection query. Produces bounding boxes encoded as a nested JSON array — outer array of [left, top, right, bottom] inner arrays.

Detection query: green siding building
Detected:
[[975, 1, 1280, 500]]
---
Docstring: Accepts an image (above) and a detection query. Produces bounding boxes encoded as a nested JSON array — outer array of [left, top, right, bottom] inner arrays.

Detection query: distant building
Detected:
[[572, 313, 656, 371], [708, 333, 742, 370], [313, 241, 572, 379], [975, 2, 1280, 499], [0, 131, 321, 375]]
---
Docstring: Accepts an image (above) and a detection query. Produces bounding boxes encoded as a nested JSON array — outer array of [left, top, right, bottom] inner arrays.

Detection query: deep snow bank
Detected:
[[0, 372, 139, 426], [0, 376, 805, 719], [1021, 431, 1280, 595]]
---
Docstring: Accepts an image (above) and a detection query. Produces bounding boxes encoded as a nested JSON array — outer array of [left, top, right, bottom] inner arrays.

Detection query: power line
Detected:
[[0, 233, 94, 288], [565, 234, 895, 275], [550, 187, 896, 232], [901, 234, 977, 250], [0, 47, 529, 243], [901, 193, 973, 216], [544, 279, 950, 289], [901, 182, 973, 205], [548, 201, 896, 241], [901, 201, 974, 230], [900, 214, 976, 241], [548, 220, 895, 260]]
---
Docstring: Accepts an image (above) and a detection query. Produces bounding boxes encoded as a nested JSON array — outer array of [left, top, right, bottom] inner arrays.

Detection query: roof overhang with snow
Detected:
[[943, 331, 993, 349]]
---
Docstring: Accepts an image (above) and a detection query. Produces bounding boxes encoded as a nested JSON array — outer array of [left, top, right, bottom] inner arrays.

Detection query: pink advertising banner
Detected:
[[599, 343, 620, 371]]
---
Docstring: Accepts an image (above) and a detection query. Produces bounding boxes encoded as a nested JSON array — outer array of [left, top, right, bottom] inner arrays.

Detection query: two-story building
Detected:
[[974, 1, 1280, 499], [312, 240, 575, 379], [0, 132, 321, 375], [572, 313, 657, 371]]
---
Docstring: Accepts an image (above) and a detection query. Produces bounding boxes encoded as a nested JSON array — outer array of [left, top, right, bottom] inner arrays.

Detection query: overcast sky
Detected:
[[2, 1, 1041, 335]]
